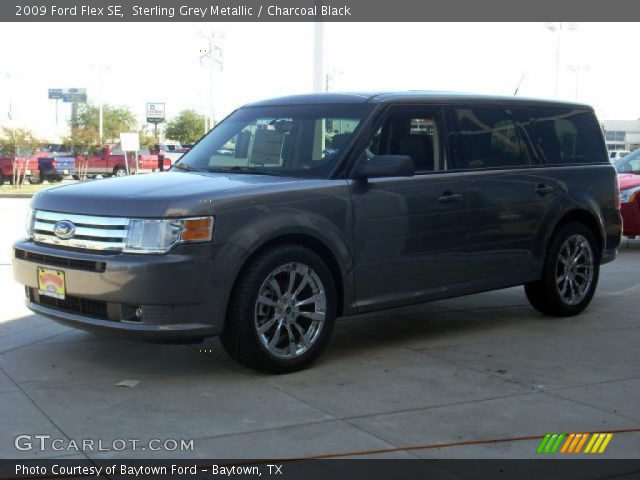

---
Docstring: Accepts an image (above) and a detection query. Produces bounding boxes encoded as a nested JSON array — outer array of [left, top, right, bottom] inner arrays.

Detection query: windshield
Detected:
[[173, 104, 372, 178], [615, 149, 640, 174]]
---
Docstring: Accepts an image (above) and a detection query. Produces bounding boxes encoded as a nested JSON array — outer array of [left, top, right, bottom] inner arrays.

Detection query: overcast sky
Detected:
[[0, 22, 635, 139]]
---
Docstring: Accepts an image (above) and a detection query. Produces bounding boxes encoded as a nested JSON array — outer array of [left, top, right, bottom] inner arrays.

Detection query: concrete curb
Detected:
[[0, 193, 33, 198]]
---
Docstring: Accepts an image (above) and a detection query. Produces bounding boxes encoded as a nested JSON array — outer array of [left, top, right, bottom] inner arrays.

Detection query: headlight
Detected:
[[123, 216, 214, 254], [620, 185, 640, 204], [26, 208, 35, 240]]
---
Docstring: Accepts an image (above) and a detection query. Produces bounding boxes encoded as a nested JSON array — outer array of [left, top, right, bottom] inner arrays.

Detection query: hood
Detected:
[[31, 171, 299, 217], [617, 173, 640, 190]]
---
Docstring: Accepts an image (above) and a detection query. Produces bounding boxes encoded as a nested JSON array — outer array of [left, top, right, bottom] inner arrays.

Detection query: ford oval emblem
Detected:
[[53, 220, 76, 239]]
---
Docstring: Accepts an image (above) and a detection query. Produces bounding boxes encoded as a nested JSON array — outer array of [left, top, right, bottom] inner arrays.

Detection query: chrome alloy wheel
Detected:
[[555, 234, 594, 306], [254, 262, 327, 359]]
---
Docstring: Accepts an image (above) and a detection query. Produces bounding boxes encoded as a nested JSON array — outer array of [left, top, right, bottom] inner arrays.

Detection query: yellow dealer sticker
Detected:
[[37, 267, 66, 300]]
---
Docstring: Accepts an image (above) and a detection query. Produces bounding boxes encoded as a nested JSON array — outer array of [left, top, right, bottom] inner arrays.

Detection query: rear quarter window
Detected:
[[530, 108, 606, 164]]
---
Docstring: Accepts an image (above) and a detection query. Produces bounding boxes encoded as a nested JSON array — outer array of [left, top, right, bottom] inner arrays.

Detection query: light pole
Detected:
[[199, 30, 224, 133], [3, 73, 13, 122], [568, 64, 590, 101], [91, 64, 111, 145], [545, 22, 578, 98], [324, 67, 343, 92], [313, 22, 324, 93]]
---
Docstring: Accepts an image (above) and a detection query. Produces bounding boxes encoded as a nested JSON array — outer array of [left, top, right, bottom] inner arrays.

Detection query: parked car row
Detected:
[[75, 144, 171, 178], [151, 143, 188, 164], [609, 150, 630, 163], [0, 144, 172, 184]]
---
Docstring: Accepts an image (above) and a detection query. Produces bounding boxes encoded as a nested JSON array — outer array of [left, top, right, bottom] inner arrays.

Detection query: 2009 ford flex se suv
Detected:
[[13, 92, 622, 372]]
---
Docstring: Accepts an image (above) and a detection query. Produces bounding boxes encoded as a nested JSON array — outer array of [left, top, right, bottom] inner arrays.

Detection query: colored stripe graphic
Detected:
[[540, 433, 614, 454], [537, 433, 566, 453], [598, 433, 613, 453], [574, 433, 589, 453]]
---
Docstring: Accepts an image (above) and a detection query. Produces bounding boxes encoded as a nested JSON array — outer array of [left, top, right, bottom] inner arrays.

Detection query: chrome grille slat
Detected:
[[34, 221, 127, 238], [34, 210, 129, 252], [36, 210, 129, 226]]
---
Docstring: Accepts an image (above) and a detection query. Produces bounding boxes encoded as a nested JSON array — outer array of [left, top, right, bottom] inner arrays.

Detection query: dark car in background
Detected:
[[13, 92, 621, 372]]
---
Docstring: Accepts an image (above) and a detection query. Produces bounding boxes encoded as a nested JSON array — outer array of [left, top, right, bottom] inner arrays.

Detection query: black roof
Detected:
[[243, 91, 591, 110]]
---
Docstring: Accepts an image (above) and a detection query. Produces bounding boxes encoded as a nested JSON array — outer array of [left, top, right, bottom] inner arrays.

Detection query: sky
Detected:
[[0, 22, 635, 140]]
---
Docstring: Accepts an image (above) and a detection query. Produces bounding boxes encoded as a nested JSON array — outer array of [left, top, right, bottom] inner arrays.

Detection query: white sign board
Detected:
[[146, 102, 165, 123], [120, 133, 140, 152]]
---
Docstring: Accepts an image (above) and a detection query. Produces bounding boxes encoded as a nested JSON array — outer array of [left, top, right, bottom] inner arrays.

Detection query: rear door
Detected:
[[350, 105, 469, 311], [450, 106, 557, 290]]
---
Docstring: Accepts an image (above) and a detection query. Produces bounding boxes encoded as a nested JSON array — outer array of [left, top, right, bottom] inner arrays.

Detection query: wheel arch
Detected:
[[544, 209, 605, 263], [229, 233, 346, 318]]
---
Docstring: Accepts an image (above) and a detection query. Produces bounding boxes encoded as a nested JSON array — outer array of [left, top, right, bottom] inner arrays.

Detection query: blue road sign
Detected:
[[62, 93, 88, 103], [48, 89, 63, 99]]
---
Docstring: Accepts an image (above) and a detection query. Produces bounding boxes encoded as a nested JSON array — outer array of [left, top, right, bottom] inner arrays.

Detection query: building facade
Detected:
[[602, 120, 640, 152]]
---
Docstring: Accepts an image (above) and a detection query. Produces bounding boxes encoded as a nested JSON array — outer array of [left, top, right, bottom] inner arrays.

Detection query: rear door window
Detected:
[[530, 108, 606, 164], [452, 108, 533, 169]]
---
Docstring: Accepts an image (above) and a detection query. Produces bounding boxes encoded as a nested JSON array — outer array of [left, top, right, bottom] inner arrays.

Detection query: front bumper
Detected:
[[26, 300, 215, 341], [13, 239, 223, 340]]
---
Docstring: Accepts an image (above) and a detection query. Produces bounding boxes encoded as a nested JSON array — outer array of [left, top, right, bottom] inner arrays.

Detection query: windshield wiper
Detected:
[[171, 163, 204, 172], [207, 166, 282, 176]]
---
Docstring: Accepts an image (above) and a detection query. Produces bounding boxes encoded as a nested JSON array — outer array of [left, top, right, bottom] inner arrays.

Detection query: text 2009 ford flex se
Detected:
[[13, 92, 622, 372]]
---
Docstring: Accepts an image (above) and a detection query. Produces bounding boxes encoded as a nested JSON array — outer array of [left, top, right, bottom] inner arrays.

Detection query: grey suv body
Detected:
[[13, 92, 622, 372]]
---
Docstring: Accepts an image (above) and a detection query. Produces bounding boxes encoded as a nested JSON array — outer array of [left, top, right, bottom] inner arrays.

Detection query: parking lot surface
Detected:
[[1, 198, 639, 460]]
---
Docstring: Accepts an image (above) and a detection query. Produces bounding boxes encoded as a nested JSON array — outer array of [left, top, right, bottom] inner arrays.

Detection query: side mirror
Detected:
[[353, 155, 415, 179]]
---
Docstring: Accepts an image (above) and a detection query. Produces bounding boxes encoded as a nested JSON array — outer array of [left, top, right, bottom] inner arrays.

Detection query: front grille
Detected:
[[15, 249, 106, 273], [30, 288, 108, 320], [33, 210, 128, 252]]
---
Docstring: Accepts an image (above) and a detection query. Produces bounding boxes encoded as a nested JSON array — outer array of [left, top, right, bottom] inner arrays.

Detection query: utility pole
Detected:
[[313, 22, 324, 93], [545, 22, 578, 98], [199, 30, 224, 133], [91, 64, 110, 145]]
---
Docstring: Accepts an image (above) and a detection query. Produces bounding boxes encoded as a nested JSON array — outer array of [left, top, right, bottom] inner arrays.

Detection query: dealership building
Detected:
[[602, 120, 640, 152]]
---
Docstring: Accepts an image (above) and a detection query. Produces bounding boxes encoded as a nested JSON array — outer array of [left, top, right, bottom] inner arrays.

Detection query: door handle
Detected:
[[534, 184, 554, 195], [438, 192, 464, 203]]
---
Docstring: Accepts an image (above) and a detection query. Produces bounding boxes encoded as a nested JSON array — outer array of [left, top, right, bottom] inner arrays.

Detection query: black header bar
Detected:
[[4, 0, 640, 22]]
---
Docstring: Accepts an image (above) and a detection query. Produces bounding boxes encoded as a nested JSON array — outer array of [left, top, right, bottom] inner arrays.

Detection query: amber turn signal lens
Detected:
[[181, 217, 213, 242]]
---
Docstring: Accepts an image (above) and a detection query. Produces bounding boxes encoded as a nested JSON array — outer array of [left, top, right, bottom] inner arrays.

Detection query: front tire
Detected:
[[525, 222, 599, 316], [221, 245, 337, 373], [113, 167, 126, 177]]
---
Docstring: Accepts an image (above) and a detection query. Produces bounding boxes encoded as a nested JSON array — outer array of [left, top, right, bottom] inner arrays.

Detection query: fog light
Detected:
[[135, 306, 143, 319]]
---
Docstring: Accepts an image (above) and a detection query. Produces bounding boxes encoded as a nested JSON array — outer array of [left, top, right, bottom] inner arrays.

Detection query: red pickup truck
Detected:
[[0, 154, 41, 185], [73, 144, 171, 178]]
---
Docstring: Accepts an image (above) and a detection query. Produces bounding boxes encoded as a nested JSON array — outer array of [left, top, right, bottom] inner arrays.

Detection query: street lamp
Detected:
[[198, 30, 224, 134], [568, 64, 590, 101], [313, 22, 324, 93], [325, 67, 343, 92], [91, 64, 111, 145], [545, 22, 578, 98], [3, 73, 13, 122]]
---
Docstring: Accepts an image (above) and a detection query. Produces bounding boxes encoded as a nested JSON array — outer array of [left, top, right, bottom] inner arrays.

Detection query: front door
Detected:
[[350, 105, 469, 311]]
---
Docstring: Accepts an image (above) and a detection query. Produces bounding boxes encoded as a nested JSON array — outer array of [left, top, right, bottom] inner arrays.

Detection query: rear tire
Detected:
[[525, 222, 599, 316], [113, 167, 126, 177], [221, 245, 337, 373]]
